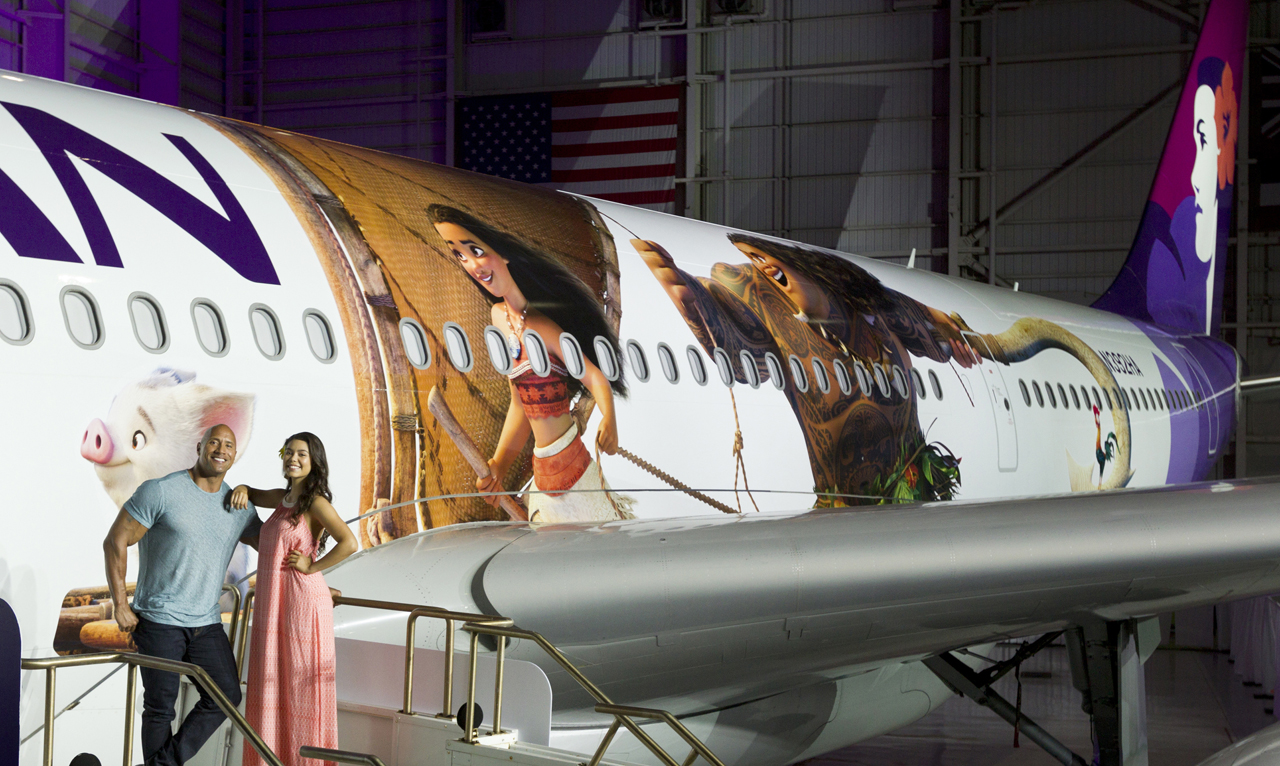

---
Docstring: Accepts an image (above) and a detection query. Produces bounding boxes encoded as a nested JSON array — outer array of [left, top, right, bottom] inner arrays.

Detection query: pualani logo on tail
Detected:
[[1093, 0, 1247, 336]]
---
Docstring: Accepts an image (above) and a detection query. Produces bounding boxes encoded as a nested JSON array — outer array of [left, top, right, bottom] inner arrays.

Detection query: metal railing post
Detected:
[[492, 634, 505, 735], [403, 610, 418, 714], [465, 631, 480, 743], [122, 663, 138, 766], [585, 719, 622, 766], [236, 588, 255, 676], [439, 617, 455, 719], [222, 583, 243, 649], [42, 668, 55, 766]]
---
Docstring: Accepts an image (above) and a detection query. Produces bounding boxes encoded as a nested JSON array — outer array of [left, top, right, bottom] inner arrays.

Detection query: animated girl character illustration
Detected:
[[428, 204, 634, 523], [633, 233, 981, 504]]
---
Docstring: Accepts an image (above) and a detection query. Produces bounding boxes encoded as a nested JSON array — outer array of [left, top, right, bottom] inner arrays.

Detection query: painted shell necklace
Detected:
[[504, 302, 528, 360]]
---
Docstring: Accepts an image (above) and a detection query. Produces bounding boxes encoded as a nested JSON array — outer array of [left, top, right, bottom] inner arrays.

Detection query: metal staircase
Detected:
[[21, 587, 725, 766]]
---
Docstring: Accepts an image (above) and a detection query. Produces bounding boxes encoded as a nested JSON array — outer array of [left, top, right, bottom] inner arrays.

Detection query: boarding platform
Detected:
[[22, 585, 724, 766]]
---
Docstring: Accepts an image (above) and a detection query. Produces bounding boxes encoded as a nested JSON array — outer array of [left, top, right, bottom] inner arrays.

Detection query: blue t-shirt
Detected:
[[124, 470, 261, 627]]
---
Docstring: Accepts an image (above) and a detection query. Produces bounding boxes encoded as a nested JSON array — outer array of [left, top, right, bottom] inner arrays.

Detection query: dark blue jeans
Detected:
[[131, 618, 241, 766]]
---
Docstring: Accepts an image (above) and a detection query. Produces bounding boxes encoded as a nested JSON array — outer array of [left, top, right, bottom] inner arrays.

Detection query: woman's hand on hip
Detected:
[[286, 549, 313, 574]]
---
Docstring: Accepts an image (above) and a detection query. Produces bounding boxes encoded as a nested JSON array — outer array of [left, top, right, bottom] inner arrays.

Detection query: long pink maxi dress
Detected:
[[243, 499, 339, 765]]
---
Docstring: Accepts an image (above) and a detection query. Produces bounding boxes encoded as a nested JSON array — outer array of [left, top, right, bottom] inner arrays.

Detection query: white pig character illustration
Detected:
[[80, 369, 258, 592]]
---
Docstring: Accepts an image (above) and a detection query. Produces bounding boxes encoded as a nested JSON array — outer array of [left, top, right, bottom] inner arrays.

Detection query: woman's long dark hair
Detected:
[[282, 431, 333, 552], [428, 204, 627, 398]]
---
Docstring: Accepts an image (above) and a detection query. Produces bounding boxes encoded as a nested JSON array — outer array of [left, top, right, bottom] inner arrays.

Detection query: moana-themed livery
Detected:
[[1, 0, 1270, 762]]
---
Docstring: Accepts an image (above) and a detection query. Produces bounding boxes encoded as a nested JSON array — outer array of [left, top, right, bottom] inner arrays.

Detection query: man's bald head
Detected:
[[200, 424, 237, 447], [193, 424, 238, 480]]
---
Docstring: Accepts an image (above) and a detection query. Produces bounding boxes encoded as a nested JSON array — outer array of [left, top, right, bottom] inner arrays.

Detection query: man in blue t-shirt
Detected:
[[103, 424, 261, 766]]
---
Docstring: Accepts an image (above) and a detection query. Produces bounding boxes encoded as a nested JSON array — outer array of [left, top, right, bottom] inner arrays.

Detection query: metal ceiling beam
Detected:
[[1121, 0, 1201, 31], [965, 77, 1180, 245]]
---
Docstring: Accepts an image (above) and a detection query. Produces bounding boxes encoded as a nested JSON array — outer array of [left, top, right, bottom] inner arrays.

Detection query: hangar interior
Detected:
[[2, 0, 1276, 471], [3, 0, 1280, 762]]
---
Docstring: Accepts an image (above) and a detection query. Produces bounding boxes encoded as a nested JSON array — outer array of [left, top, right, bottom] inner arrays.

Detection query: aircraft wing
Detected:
[[330, 477, 1280, 722]]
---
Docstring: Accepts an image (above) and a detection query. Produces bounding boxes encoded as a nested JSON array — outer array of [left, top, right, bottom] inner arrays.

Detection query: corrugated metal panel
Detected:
[[239, 0, 447, 162]]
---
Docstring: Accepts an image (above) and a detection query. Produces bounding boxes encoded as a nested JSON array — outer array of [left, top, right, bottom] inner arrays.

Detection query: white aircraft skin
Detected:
[[0, 3, 1253, 758]]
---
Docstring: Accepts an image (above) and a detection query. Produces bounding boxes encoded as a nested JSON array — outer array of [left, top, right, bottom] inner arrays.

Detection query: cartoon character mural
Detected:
[[632, 234, 980, 504], [57, 369, 256, 654], [428, 205, 635, 523]]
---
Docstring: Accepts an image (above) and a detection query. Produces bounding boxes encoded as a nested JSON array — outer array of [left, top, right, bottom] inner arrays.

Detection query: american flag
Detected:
[[456, 84, 682, 213]]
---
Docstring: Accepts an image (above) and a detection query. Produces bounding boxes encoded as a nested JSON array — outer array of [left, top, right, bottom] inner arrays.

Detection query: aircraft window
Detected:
[[1112, 388, 1123, 410], [657, 342, 680, 383], [911, 369, 926, 399], [834, 360, 853, 396], [713, 347, 735, 388], [811, 358, 831, 394], [484, 326, 512, 375], [891, 366, 908, 399], [687, 345, 708, 386], [523, 329, 550, 376], [1164, 389, 1172, 409], [1032, 380, 1044, 407], [1045, 382, 1057, 408], [741, 350, 762, 389], [855, 361, 872, 397], [127, 294, 167, 353], [303, 310, 335, 363], [1152, 388, 1163, 410], [443, 322, 473, 372], [1122, 388, 1133, 410], [626, 340, 649, 383], [249, 305, 284, 360], [61, 287, 103, 349], [1019, 379, 1030, 407], [190, 300, 227, 356], [399, 319, 431, 369], [764, 352, 785, 390], [1140, 388, 1150, 410], [1069, 385, 1080, 410], [1092, 387, 1102, 410], [1102, 388, 1112, 409], [928, 369, 943, 400], [1057, 384, 1068, 409], [594, 337, 620, 382], [789, 355, 809, 393], [559, 333, 586, 379], [0, 281, 32, 345], [873, 364, 891, 398]]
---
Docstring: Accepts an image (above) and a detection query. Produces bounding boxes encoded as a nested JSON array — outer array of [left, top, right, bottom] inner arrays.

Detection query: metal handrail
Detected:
[[298, 746, 388, 766], [221, 583, 242, 653], [461, 623, 725, 766], [233, 591, 510, 719], [21, 652, 283, 766]]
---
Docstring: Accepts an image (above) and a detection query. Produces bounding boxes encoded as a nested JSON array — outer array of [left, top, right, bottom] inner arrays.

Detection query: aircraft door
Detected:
[[963, 333, 1019, 472]]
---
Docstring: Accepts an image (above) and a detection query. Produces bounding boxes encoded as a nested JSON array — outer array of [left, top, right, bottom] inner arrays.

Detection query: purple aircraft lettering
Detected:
[[0, 103, 279, 285]]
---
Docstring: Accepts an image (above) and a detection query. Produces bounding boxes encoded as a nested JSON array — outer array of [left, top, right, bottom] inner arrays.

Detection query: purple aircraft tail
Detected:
[[1092, 0, 1248, 335]]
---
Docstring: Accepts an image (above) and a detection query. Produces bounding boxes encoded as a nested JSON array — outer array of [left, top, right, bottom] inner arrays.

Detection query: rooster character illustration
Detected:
[[1093, 405, 1120, 489]]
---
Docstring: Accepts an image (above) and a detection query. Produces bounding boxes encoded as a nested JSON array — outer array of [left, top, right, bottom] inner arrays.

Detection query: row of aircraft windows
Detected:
[[0, 280, 337, 363], [399, 318, 951, 401], [1017, 378, 1208, 414]]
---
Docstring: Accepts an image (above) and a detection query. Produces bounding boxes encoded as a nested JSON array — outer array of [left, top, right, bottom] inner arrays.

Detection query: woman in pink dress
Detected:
[[231, 432, 358, 765]]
